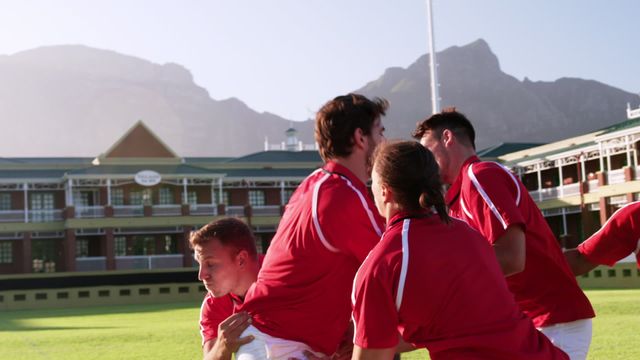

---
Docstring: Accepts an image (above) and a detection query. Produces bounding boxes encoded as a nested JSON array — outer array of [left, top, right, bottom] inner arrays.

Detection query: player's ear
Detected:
[[236, 249, 249, 268]]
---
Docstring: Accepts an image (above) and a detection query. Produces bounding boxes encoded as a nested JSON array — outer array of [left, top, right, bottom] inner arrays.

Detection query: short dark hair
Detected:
[[412, 108, 476, 149], [315, 93, 389, 162], [189, 218, 257, 260], [373, 140, 449, 223]]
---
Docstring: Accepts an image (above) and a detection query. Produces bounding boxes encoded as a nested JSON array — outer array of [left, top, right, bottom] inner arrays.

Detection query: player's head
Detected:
[[413, 108, 475, 184], [371, 140, 449, 223], [315, 93, 388, 171], [190, 217, 257, 297]]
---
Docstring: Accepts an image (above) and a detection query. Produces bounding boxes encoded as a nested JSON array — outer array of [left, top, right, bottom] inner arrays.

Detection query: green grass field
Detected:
[[0, 289, 638, 359]]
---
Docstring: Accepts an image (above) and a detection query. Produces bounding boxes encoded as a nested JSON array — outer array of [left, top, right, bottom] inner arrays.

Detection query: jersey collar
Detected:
[[323, 161, 367, 192], [445, 155, 481, 206]]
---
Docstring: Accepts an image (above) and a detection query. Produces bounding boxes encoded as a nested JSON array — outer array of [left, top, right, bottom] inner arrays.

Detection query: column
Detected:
[[23, 183, 29, 223], [536, 166, 543, 202], [63, 229, 76, 272], [21, 232, 32, 273], [181, 226, 193, 268], [104, 228, 115, 270], [558, 162, 564, 197], [561, 208, 568, 235]]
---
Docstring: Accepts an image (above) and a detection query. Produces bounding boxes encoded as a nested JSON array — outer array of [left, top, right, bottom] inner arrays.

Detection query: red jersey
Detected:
[[578, 201, 640, 267], [199, 291, 243, 345], [445, 156, 594, 328], [199, 255, 265, 345], [352, 211, 568, 360], [240, 161, 385, 355]]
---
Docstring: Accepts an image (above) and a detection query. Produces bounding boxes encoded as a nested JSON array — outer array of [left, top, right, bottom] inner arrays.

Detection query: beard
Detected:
[[365, 142, 376, 179]]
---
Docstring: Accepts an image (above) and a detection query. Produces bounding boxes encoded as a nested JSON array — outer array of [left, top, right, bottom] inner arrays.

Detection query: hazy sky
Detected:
[[1, 0, 638, 121]]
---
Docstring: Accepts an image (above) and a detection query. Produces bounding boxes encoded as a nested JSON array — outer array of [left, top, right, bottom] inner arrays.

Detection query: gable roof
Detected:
[[102, 121, 179, 159]]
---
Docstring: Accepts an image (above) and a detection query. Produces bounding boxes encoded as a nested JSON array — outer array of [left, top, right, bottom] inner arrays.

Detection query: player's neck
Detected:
[[330, 155, 368, 184], [233, 260, 260, 298], [448, 146, 477, 185]]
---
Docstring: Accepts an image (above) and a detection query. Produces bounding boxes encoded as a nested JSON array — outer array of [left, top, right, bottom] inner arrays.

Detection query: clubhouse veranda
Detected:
[[1, 106, 639, 282]]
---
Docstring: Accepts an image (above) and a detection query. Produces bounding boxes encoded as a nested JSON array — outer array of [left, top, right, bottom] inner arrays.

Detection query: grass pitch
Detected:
[[0, 289, 638, 359]]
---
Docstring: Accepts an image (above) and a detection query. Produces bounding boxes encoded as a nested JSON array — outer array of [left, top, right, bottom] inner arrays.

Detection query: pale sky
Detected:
[[0, 0, 638, 121]]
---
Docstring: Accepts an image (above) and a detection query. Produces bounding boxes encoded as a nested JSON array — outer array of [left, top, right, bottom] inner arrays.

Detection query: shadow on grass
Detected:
[[0, 324, 118, 332], [0, 300, 200, 323]]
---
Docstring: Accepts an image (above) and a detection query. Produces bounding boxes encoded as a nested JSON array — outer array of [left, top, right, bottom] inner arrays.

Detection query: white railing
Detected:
[[29, 209, 63, 222], [609, 195, 628, 205], [115, 254, 184, 270], [562, 183, 581, 197], [75, 206, 105, 219], [152, 204, 182, 216], [588, 179, 599, 192], [113, 205, 144, 217], [0, 210, 25, 223], [607, 168, 626, 185], [252, 205, 281, 216], [190, 204, 218, 216], [76, 256, 107, 271], [226, 205, 245, 216]]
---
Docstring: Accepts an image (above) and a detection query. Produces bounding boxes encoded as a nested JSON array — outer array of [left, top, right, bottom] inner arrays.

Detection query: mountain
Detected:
[[0, 45, 314, 157], [356, 39, 639, 149], [0, 41, 636, 156]]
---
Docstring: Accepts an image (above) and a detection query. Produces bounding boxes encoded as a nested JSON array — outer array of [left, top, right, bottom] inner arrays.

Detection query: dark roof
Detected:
[[599, 117, 640, 135], [0, 169, 68, 179], [0, 158, 93, 165], [477, 143, 543, 158], [222, 168, 316, 178], [184, 157, 235, 165], [67, 164, 217, 176], [228, 151, 321, 163]]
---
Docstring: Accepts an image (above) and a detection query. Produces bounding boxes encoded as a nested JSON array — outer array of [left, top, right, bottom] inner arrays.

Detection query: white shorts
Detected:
[[236, 325, 326, 360], [538, 318, 593, 360]]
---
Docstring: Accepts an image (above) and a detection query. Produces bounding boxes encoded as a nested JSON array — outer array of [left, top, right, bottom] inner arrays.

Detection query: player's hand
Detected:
[[214, 311, 254, 355]]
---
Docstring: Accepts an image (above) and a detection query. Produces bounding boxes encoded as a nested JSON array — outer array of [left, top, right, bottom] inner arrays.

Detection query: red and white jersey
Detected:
[[445, 156, 594, 328], [199, 255, 264, 346], [579, 201, 640, 267], [352, 211, 568, 360], [240, 161, 385, 355]]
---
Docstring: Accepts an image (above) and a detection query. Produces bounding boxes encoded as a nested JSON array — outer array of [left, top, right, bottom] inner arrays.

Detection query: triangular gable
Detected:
[[103, 120, 178, 158]]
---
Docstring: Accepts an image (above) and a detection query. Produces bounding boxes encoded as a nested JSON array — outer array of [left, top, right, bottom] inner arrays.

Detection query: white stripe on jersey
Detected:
[[312, 173, 340, 253], [460, 197, 474, 220], [337, 175, 383, 237], [396, 219, 410, 311], [467, 163, 508, 230], [635, 239, 640, 255]]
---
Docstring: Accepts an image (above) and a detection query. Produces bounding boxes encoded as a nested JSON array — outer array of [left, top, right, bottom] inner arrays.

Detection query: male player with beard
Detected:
[[236, 94, 388, 359]]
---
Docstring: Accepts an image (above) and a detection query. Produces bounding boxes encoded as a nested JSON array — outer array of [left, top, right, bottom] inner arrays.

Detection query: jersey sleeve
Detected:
[[317, 182, 384, 262], [578, 204, 640, 266], [463, 162, 526, 244], [352, 248, 400, 349], [199, 294, 234, 346]]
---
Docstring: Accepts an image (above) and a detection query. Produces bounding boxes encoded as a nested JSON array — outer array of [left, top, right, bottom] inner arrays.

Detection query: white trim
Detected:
[[500, 163, 521, 206], [467, 164, 508, 230], [396, 219, 410, 311], [312, 173, 340, 253], [634, 239, 640, 255], [460, 198, 474, 220], [337, 175, 383, 237]]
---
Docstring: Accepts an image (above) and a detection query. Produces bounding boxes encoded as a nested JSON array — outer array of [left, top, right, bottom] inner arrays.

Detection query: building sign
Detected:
[[134, 170, 162, 186]]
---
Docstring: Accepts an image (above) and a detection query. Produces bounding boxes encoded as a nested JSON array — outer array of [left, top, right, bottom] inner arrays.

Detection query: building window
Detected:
[[115, 236, 126, 256], [0, 193, 11, 211], [129, 190, 143, 206], [182, 191, 197, 205], [249, 190, 265, 206], [164, 235, 176, 254], [76, 239, 89, 258], [31, 192, 55, 222], [213, 191, 230, 206], [132, 236, 155, 255], [159, 188, 174, 205], [0, 242, 12, 263], [283, 189, 295, 205], [111, 188, 124, 206]]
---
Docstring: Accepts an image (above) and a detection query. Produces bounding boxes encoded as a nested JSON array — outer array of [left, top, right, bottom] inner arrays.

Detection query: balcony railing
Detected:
[[607, 168, 626, 185], [113, 205, 144, 217], [190, 204, 218, 216], [29, 209, 63, 223], [76, 256, 107, 271], [115, 254, 184, 270], [252, 205, 281, 216], [226, 205, 245, 216], [0, 210, 25, 223], [152, 204, 182, 216], [562, 183, 581, 197], [75, 206, 105, 219]]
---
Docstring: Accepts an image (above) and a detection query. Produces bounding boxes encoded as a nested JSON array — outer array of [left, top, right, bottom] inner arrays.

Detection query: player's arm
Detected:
[[563, 248, 598, 276], [493, 225, 526, 276], [203, 312, 254, 360], [352, 346, 396, 360]]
